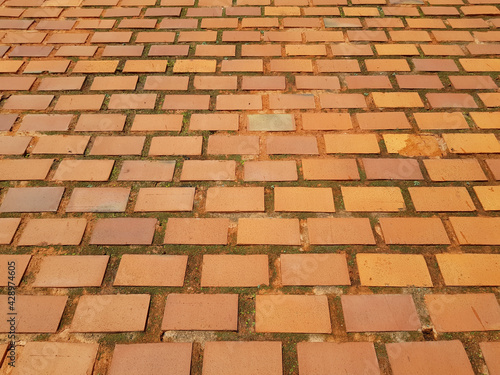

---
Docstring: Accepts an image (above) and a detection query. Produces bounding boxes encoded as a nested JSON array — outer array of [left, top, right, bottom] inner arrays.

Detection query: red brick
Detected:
[[266, 136, 318, 154], [71, 295, 150, 333], [193, 76, 237, 90], [320, 93, 367, 108], [109, 343, 191, 375], [135, 187, 195, 211], [162, 294, 238, 331], [180, 160, 236, 181], [164, 218, 229, 245], [149, 45, 190, 57], [342, 294, 420, 332], [3, 94, 53, 110], [307, 217, 375, 244], [222, 30, 260, 42], [208, 135, 259, 155], [426, 293, 500, 332], [298, 343, 379, 375], [363, 158, 423, 180], [387, 341, 474, 375], [345, 75, 392, 89], [91, 76, 138, 91], [66, 188, 130, 213], [118, 160, 175, 181], [221, 59, 263, 72], [108, 94, 156, 110], [380, 217, 449, 244], [19, 218, 86, 246], [33, 256, 108, 288], [54, 94, 104, 111], [356, 112, 411, 130], [269, 94, 316, 109], [237, 218, 300, 245], [244, 161, 298, 181], [302, 159, 359, 180], [0, 218, 21, 245], [203, 342, 282, 375], [131, 114, 183, 132], [90, 218, 157, 245], [242, 76, 286, 90], [53, 159, 114, 181], [281, 253, 350, 286], [295, 76, 340, 90], [201, 255, 269, 287], [256, 295, 331, 333], [189, 113, 238, 131], [396, 74, 443, 89], [206, 187, 264, 212], [0, 296, 67, 333], [216, 95, 262, 110]]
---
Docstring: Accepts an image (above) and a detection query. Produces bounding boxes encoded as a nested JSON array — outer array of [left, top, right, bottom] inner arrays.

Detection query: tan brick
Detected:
[[201, 255, 269, 287], [307, 218, 375, 245], [409, 187, 475, 212], [237, 218, 301, 245], [274, 187, 335, 212], [342, 186, 405, 212], [437, 254, 500, 286]]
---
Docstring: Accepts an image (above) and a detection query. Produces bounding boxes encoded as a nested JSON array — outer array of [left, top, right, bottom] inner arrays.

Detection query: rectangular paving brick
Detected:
[[114, 255, 188, 287], [424, 159, 487, 181], [0, 159, 53, 181], [437, 254, 500, 286], [131, 114, 183, 132], [302, 159, 360, 180], [443, 133, 500, 154], [342, 186, 405, 212], [164, 218, 229, 245], [190, 113, 239, 131], [12, 342, 98, 375], [109, 343, 192, 375], [409, 187, 475, 211], [298, 342, 381, 375], [207, 135, 259, 155], [449, 217, 500, 245], [0, 218, 21, 246], [0, 254, 30, 286], [149, 136, 202, 156], [342, 294, 421, 332], [0, 187, 64, 212], [32, 135, 90, 154], [90, 136, 145, 156], [247, 114, 295, 131], [474, 186, 500, 211], [256, 295, 331, 333], [357, 254, 433, 287], [206, 187, 264, 212], [387, 341, 474, 375], [307, 217, 375, 245], [480, 342, 500, 375], [203, 342, 282, 375], [53, 159, 115, 181], [135, 187, 195, 212], [244, 161, 298, 181], [180, 160, 236, 181], [90, 218, 157, 245], [237, 218, 301, 245], [426, 293, 500, 332], [75, 113, 126, 132], [0, 136, 31, 155], [302, 113, 352, 130], [65, 187, 128, 213], [162, 294, 238, 331], [33, 255, 109, 287], [71, 294, 150, 332], [379, 217, 450, 245], [363, 158, 424, 180], [18, 218, 87, 246], [324, 134, 380, 154], [118, 160, 175, 181], [201, 255, 269, 287], [274, 187, 335, 212], [20, 114, 73, 132], [281, 253, 350, 286], [0, 295, 67, 333], [266, 136, 318, 155]]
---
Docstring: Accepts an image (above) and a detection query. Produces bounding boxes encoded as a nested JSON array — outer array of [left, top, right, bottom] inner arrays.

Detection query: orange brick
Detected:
[[237, 218, 301, 245], [274, 187, 335, 212], [409, 187, 475, 212], [302, 159, 360, 180], [342, 186, 405, 212], [307, 217, 375, 244], [424, 159, 487, 181], [379, 217, 450, 245], [372, 92, 424, 108], [164, 218, 229, 245], [443, 133, 500, 154], [324, 134, 380, 154], [474, 186, 500, 211]]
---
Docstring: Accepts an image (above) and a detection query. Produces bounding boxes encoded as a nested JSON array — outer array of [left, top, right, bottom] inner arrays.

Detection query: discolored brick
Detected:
[[0, 187, 64, 213]]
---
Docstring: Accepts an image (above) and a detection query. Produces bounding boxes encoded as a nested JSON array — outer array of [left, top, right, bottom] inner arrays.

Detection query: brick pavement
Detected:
[[0, 0, 499, 372]]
